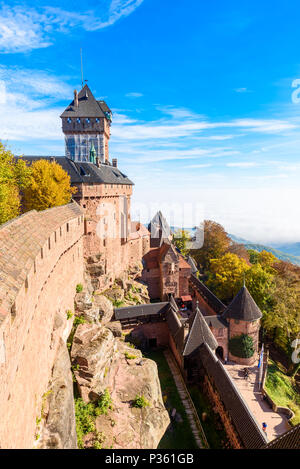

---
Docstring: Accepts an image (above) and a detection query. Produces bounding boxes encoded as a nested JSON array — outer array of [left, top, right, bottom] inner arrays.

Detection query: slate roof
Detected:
[[183, 307, 218, 356], [165, 307, 186, 352], [18, 156, 133, 186], [204, 315, 228, 329], [198, 343, 268, 449], [60, 85, 110, 118], [222, 286, 262, 322], [165, 307, 182, 336], [114, 302, 170, 321], [264, 424, 300, 449], [187, 255, 198, 274], [190, 273, 226, 315], [148, 211, 171, 248]]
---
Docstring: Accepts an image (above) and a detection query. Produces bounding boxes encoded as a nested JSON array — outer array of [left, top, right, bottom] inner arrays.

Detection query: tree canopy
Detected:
[[172, 229, 191, 257], [190, 220, 231, 270], [23, 159, 76, 212], [0, 143, 31, 224]]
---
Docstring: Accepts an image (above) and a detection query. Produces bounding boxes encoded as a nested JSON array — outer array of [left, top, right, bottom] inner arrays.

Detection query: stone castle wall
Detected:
[[0, 203, 84, 448], [73, 183, 149, 291]]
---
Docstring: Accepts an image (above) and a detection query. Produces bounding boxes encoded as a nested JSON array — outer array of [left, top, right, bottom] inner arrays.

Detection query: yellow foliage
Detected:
[[0, 142, 31, 225], [207, 252, 250, 301], [23, 159, 76, 212]]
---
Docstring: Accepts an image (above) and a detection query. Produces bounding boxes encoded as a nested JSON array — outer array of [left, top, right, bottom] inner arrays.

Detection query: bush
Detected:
[[132, 395, 150, 408], [76, 284, 83, 293], [73, 315, 86, 327], [229, 334, 254, 359], [96, 389, 113, 416], [66, 310, 73, 320], [75, 398, 97, 449]]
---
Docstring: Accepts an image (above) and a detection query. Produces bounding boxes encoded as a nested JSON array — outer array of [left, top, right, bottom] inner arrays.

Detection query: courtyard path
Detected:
[[225, 362, 290, 442], [163, 350, 208, 449]]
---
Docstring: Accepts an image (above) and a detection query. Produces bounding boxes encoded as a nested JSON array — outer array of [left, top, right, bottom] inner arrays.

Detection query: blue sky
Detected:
[[1, 0, 300, 243]]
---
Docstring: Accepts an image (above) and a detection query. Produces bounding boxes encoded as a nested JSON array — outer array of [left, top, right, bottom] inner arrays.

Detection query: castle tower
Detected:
[[223, 286, 262, 365], [60, 84, 112, 163]]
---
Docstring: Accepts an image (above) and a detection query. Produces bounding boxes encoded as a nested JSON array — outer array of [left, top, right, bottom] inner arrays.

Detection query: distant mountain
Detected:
[[270, 242, 300, 258], [168, 226, 300, 266], [229, 234, 300, 266]]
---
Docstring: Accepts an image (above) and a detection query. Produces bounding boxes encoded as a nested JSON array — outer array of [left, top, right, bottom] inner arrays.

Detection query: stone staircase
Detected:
[[163, 349, 209, 449]]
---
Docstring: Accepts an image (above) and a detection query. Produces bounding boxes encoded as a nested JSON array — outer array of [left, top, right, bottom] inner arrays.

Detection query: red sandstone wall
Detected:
[[203, 376, 242, 449], [190, 288, 217, 316], [0, 205, 84, 449], [74, 183, 149, 291], [122, 322, 170, 348]]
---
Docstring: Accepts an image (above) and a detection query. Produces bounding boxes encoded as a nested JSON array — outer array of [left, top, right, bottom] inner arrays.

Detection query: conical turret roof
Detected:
[[183, 306, 218, 356], [222, 286, 262, 322]]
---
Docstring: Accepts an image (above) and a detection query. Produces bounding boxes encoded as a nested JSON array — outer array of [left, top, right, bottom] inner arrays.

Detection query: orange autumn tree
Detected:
[[23, 159, 76, 212]]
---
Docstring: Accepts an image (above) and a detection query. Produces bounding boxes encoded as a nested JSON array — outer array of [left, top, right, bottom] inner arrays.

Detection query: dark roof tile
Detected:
[[198, 343, 267, 449], [183, 308, 218, 356], [18, 157, 133, 186], [60, 85, 107, 118], [264, 424, 300, 449], [222, 286, 262, 322], [190, 273, 226, 314]]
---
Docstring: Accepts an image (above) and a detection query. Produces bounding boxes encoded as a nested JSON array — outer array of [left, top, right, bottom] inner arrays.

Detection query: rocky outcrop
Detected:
[[71, 322, 170, 449], [38, 340, 77, 449], [103, 275, 150, 307], [75, 292, 114, 325]]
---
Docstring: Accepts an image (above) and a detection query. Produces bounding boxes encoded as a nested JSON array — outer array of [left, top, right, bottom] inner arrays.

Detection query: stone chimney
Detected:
[[74, 90, 79, 108], [112, 158, 118, 168], [95, 156, 101, 168]]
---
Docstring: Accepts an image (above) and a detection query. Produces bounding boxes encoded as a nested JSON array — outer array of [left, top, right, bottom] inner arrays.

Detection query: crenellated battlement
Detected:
[[0, 202, 84, 448]]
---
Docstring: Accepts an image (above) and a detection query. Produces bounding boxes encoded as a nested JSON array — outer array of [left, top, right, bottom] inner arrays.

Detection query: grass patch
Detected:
[[75, 389, 113, 448], [188, 385, 231, 449], [144, 350, 198, 449], [265, 359, 300, 425]]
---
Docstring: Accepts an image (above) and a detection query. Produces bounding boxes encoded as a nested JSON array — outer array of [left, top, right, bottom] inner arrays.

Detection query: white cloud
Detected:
[[0, 5, 51, 53], [125, 92, 144, 98], [234, 87, 251, 93], [0, 1, 145, 53], [226, 162, 258, 168]]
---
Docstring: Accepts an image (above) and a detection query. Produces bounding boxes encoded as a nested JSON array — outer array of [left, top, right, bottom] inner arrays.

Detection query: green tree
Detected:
[[245, 263, 275, 313], [173, 229, 191, 256], [206, 252, 250, 302], [191, 220, 231, 271], [0, 142, 31, 225], [263, 276, 300, 373], [23, 159, 76, 212]]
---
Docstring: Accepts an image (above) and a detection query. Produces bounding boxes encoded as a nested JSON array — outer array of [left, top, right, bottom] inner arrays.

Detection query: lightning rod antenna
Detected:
[[80, 48, 84, 89]]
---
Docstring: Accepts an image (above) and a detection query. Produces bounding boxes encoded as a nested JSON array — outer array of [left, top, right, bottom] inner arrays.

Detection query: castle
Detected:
[[0, 84, 294, 449]]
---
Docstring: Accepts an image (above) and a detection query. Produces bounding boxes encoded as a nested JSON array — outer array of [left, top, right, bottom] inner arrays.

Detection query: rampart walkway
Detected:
[[226, 362, 290, 441]]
